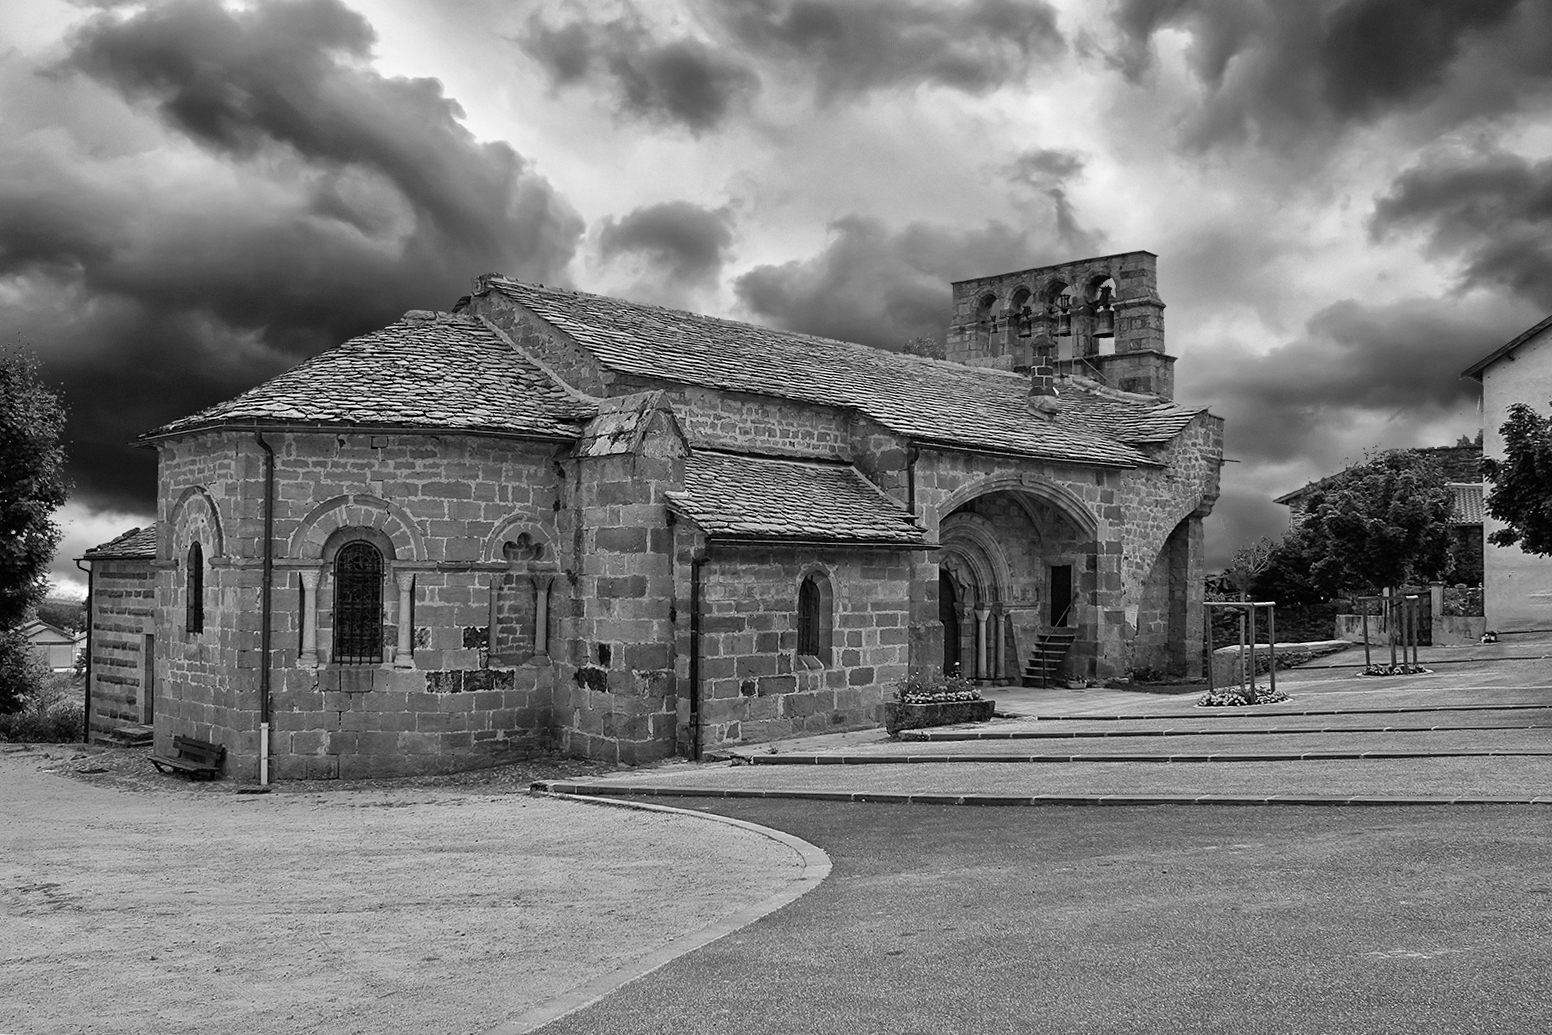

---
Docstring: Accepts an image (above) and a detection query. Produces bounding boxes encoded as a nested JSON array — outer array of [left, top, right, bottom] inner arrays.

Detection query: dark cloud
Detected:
[[1183, 296, 1521, 469], [517, 13, 759, 133], [1371, 150, 1552, 309], [1004, 147, 1099, 254], [710, 0, 1064, 100], [598, 201, 735, 288], [0, 0, 581, 513], [733, 215, 1054, 349], [1112, 0, 1545, 149]]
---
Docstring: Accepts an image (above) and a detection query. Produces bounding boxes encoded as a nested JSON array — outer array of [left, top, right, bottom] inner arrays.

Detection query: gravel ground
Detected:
[[0, 746, 802, 1035], [583, 755, 1552, 799]]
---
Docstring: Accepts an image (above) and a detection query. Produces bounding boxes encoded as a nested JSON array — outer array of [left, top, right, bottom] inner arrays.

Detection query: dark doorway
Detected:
[[1049, 565, 1073, 627], [939, 571, 960, 675]]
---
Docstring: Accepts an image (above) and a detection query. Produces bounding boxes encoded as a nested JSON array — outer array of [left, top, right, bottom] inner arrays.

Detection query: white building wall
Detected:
[[1482, 325, 1552, 632]]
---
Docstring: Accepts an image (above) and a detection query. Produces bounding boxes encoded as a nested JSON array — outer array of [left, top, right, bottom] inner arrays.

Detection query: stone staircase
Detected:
[[1022, 629, 1078, 688], [99, 723, 153, 748]]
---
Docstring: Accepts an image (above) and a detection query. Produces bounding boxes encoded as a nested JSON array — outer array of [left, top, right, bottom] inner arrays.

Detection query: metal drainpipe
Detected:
[[688, 543, 711, 761], [74, 558, 93, 744], [255, 433, 275, 785]]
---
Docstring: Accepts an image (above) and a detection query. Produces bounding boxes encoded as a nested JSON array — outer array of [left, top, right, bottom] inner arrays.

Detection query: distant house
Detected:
[[22, 618, 82, 672], [1273, 438, 1484, 586], [1464, 315, 1552, 632]]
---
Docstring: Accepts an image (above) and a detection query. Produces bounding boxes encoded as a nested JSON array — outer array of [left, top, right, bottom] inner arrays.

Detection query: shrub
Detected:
[[1197, 686, 1289, 707], [0, 631, 48, 715], [0, 703, 84, 743]]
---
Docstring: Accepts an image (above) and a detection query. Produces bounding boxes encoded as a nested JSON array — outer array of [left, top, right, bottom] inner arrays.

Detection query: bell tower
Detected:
[[945, 250, 1173, 399]]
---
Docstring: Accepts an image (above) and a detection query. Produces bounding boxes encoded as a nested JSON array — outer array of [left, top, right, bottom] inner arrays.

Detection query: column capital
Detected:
[[395, 571, 416, 592], [299, 568, 322, 590]]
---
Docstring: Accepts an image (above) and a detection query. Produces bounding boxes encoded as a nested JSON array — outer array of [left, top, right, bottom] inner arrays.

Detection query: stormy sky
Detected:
[[5, 0, 1550, 597]]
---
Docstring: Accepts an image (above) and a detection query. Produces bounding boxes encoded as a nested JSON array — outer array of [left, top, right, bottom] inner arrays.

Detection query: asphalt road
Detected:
[[536, 801, 1552, 1035]]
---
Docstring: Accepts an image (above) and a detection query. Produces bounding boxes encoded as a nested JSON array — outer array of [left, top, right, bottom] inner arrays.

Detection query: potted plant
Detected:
[[884, 669, 995, 736]]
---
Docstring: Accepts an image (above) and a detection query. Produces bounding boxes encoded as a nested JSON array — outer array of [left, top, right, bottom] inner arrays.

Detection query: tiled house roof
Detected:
[[143, 312, 596, 441], [666, 451, 926, 544], [483, 279, 1207, 467], [1276, 444, 1484, 510], [1449, 482, 1484, 524], [84, 524, 159, 559]]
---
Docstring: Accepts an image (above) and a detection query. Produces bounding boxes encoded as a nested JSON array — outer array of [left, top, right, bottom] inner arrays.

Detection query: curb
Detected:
[[726, 748, 1552, 764], [894, 722, 1552, 741], [974, 702, 1552, 727], [532, 781, 1552, 808], [484, 790, 831, 1035]]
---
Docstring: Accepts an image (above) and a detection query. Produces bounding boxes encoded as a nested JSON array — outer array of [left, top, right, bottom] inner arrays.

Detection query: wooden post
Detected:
[[1267, 603, 1276, 697]]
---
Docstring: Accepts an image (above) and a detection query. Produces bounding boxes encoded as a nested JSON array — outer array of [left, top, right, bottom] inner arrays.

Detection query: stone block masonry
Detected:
[[86, 558, 157, 739], [692, 543, 915, 750], [153, 428, 579, 780]]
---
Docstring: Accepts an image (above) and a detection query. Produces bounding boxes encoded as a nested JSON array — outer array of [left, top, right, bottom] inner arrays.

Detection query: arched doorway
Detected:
[[939, 571, 960, 675]]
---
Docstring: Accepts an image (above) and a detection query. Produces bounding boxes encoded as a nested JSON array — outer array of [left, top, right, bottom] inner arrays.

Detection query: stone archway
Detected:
[[934, 487, 1100, 684], [938, 512, 1010, 682]]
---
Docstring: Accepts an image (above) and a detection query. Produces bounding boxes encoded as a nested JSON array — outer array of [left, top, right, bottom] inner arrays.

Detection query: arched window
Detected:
[[797, 573, 832, 663], [185, 542, 204, 635], [333, 541, 384, 665]]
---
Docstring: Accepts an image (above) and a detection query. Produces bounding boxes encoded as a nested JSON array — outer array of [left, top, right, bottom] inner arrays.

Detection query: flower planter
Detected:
[[885, 699, 996, 737]]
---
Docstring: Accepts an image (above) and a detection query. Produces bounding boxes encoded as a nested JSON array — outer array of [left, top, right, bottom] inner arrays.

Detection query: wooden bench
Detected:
[[150, 736, 226, 781]]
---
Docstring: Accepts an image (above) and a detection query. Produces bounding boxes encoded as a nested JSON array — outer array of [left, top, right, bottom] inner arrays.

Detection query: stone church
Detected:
[[83, 250, 1222, 780]]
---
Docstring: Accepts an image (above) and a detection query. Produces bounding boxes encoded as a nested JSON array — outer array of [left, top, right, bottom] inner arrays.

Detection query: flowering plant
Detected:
[[891, 671, 983, 704]]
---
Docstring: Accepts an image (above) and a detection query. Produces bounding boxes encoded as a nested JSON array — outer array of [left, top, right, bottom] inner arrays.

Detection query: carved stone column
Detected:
[[298, 568, 321, 668], [393, 572, 415, 668], [992, 607, 1005, 681], [975, 607, 990, 680]]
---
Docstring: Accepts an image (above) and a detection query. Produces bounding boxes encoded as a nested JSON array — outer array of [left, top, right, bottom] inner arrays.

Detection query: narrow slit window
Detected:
[[185, 542, 204, 634], [797, 573, 831, 662]]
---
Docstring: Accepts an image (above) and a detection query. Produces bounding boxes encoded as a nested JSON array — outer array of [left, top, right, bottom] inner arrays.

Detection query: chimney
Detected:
[[1028, 340, 1060, 420]]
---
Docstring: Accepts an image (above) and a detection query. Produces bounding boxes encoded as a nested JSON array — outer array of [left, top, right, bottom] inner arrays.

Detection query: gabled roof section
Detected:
[[22, 619, 76, 644], [1462, 314, 1552, 381], [666, 451, 926, 545], [484, 278, 1208, 467], [84, 524, 159, 560], [143, 312, 597, 441], [576, 391, 682, 458]]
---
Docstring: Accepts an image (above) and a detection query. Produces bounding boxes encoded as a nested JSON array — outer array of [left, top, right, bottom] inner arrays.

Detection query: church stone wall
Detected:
[[155, 429, 575, 781], [693, 544, 914, 749], [615, 377, 853, 460]]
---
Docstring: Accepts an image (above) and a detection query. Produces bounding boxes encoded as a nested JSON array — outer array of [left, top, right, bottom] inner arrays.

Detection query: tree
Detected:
[[1294, 450, 1455, 597], [0, 348, 69, 714], [900, 336, 945, 359], [1482, 402, 1552, 556]]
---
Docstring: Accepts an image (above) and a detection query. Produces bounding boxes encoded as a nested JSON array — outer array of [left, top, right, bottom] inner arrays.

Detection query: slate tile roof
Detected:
[[144, 312, 596, 441], [485, 279, 1207, 467], [666, 451, 926, 544], [84, 524, 159, 559]]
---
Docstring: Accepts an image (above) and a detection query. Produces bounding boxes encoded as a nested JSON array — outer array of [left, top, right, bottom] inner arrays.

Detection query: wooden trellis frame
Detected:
[[1204, 600, 1276, 700]]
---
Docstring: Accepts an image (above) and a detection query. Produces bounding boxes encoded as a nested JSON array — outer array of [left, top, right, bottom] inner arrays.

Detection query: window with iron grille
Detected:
[[333, 541, 383, 665], [185, 542, 204, 635]]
